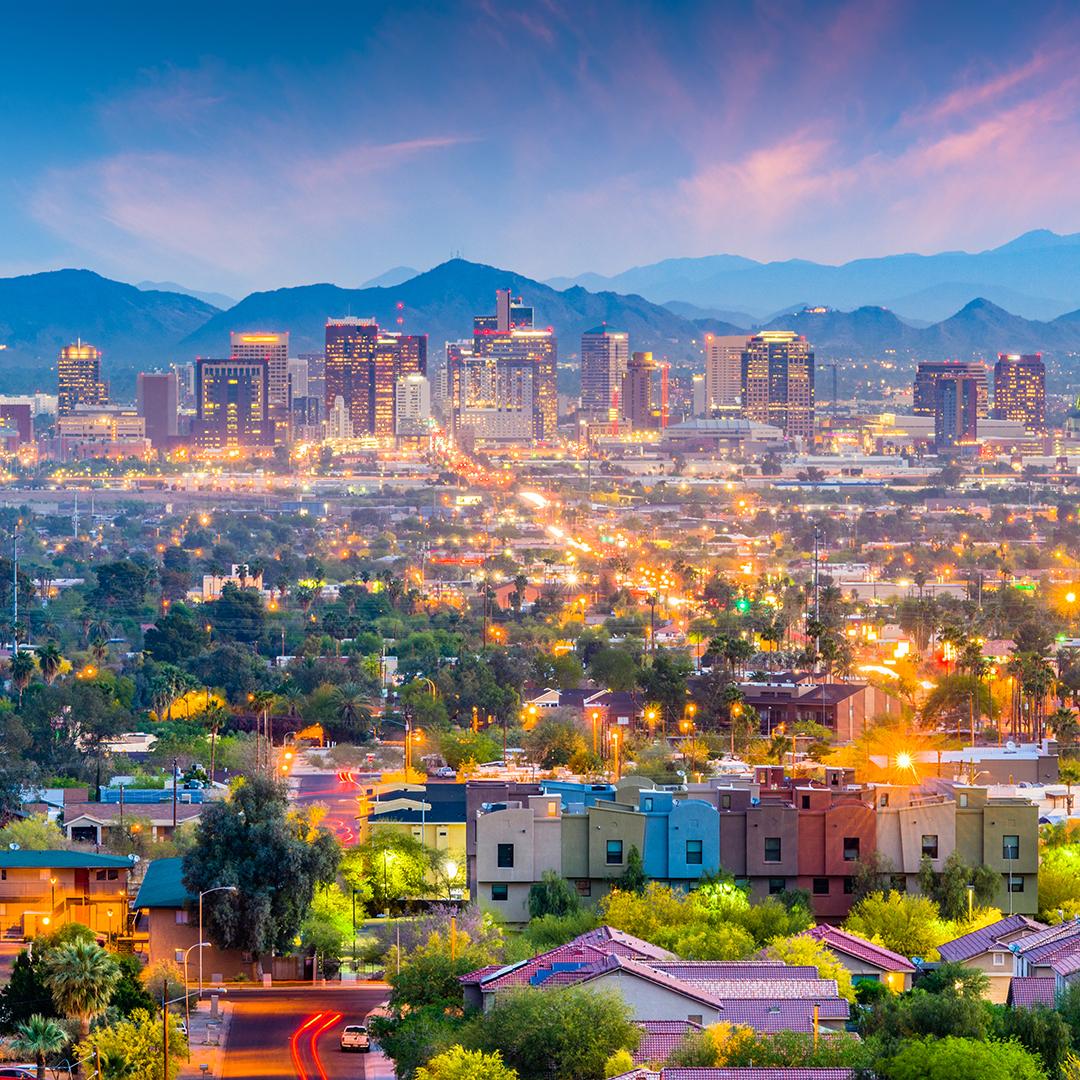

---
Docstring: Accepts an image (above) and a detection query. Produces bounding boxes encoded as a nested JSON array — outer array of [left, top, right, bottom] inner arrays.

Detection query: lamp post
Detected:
[[198, 886, 237, 997], [182, 941, 210, 1060]]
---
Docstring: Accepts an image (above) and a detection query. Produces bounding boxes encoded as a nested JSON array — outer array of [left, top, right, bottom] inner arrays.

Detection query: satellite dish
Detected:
[[8, 842, 20, 850], [129, 854, 141, 863]]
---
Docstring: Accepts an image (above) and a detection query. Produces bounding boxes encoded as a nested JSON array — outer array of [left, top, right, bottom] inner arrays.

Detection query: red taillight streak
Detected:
[[290, 1012, 324, 1080], [310, 1011, 342, 1080]]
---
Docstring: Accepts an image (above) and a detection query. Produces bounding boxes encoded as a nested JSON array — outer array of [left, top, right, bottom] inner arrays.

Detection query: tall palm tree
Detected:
[[10, 1013, 67, 1080], [9, 650, 36, 704], [332, 684, 373, 738], [41, 940, 119, 1039], [37, 640, 63, 686]]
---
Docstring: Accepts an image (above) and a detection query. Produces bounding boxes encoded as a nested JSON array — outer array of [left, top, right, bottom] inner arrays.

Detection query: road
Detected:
[[221, 987, 390, 1079], [293, 770, 371, 846]]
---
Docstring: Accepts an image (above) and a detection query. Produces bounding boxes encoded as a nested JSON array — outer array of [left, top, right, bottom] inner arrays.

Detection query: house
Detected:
[[610, 1071, 855, 1080], [62, 802, 204, 846], [0, 850, 134, 940], [1007, 977, 1057, 1008], [803, 925, 915, 992], [1010, 918, 1080, 999], [462, 928, 849, 1035], [358, 782, 468, 854], [937, 913, 1047, 1002], [132, 857, 251, 982]]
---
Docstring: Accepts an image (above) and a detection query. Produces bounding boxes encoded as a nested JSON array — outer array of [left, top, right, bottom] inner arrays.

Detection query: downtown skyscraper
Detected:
[[993, 353, 1046, 433], [580, 326, 629, 421], [57, 341, 108, 416], [740, 331, 815, 440], [449, 290, 557, 445], [324, 317, 427, 437], [230, 332, 289, 412]]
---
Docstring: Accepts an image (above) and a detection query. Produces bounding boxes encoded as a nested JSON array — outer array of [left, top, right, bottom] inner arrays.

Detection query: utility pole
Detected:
[[11, 532, 16, 656], [172, 757, 178, 829]]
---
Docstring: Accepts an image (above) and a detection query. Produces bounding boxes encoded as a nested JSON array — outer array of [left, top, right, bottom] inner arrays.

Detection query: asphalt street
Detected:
[[221, 987, 390, 1080]]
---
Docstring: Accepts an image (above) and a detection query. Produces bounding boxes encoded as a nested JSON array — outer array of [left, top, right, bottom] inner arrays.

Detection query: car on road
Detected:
[[0, 1067, 36, 1078], [340, 1024, 370, 1053]]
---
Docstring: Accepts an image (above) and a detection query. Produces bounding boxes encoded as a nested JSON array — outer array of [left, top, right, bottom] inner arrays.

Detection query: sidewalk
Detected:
[[365, 1047, 396, 1080], [179, 996, 233, 1079]]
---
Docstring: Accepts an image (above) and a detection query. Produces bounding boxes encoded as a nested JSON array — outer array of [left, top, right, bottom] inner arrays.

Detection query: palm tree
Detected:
[[200, 703, 232, 782], [40, 940, 120, 1039], [10, 1013, 67, 1080], [332, 684, 373, 738], [37, 640, 63, 686], [9, 650, 36, 704]]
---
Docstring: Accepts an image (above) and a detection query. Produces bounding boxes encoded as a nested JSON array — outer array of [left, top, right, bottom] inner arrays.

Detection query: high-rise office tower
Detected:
[[622, 351, 663, 430], [395, 374, 431, 436], [934, 373, 979, 451], [580, 326, 629, 420], [324, 318, 426, 438], [230, 332, 289, 412], [171, 362, 196, 409], [136, 371, 179, 448], [704, 334, 746, 414], [914, 361, 989, 417], [993, 353, 1046, 432], [451, 293, 556, 444], [57, 341, 107, 416], [740, 331, 815, 439], [327, 395, 353, 439], [287, 357, 309, 402], [191, 358, 272, 449]]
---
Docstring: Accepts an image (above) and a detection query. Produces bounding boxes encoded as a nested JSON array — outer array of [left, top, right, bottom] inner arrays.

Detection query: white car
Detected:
[[340, 1024, 370, 1053]]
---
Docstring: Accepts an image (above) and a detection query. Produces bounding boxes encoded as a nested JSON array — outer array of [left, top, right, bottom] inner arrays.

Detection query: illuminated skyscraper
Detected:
[[324, 318, 426, 437], [57, 341, 107, 416], [191, 358, 272, 449], [395, 374, 431, 436], [621, 351, 666, 430], [914, 361, 989, 417], [704, 334, 745, 413], [580, 326, 629, 420], [230, 332, 289, 411], [740, 331, 815, 440], [993, 353, 1046, 432]]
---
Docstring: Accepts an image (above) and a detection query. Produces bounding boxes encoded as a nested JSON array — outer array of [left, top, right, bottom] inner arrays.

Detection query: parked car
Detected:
[[339, 1024, 370, 1053]]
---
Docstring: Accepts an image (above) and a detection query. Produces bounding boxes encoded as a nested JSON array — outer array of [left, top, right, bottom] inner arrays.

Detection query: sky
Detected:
[[4, 0, 1080, 295]]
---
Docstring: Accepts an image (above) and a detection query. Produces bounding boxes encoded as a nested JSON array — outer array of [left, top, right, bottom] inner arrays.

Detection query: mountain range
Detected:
[[548, 230, 1080, 322], [3, 250, 1080, 396]]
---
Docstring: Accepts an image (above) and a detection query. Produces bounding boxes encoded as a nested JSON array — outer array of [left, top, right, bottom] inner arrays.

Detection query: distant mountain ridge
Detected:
[[552, 230, 1080, 322]]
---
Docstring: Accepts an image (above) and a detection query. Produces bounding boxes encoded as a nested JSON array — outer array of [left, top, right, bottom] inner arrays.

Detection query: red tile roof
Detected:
[[651, 961, 819, 980], [804, 925, 915, 972], [1008, 976, 1057, 1008], [936, 914, 1046, 963], [609, 1070, 855, 1080], [634, 1020, 702, 1065]]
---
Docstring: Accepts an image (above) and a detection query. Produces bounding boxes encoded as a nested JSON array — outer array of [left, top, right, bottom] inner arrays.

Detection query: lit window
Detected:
[[686, 840, 703, 865]]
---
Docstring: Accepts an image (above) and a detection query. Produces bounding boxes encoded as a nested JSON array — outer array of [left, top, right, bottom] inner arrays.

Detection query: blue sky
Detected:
[[4, 0, 1080, 294]]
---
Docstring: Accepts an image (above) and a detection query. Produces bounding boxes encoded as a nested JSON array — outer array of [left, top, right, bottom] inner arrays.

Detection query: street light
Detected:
[[198, 886, 237, 997], [182, 942, 210, 1059], [444, 859, 458, 900]]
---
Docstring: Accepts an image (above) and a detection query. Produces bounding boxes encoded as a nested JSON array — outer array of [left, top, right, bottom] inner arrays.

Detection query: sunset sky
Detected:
[[5, 0, 1080, 293]]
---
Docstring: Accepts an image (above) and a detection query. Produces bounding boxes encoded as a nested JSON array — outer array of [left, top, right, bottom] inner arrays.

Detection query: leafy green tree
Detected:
[[88, 560, 155, 615], [41, 939, 121, 1038], [80, 1008, 187, 1080], [617, 846, 647, 894], [844, 891, 949, 960], [587, 648, 639, 692], [992, 1004, 1072, 1080], [143, 605, 209, 665], [203, 583, 265, 644], [915, 961, 989, 998], [917, 852, 1001, 918], [636, 651, 692, 729], [108, 952, 154, 1017], [10, 1013, 67, 1080], [882, 1035, 1046, 1080], [36, 641, 63, 686], [438, 729, 500, 771], [417, 1046, 518, 1080], [465, 986, 640, 1080], [182, 775, 339, 965], [0, 814, 67, 851], [0, 947, 51, 1033], [522, 910, 600, 951], [528, 871, 581, 919], [766, 934, 854, 1002], [343, 829, 441, 912], [522, 714, 586, 768], [388, 927, 503, 1013]]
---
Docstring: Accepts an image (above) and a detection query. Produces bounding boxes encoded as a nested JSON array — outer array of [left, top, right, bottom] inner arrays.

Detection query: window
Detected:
[[768, 878, 786, 895], [686, 840, 703, 865], [890, 874, 908, 893], [1009, 874, 1024, 893], [643, 797, 654, 812], [764, 837, 782, 863], [574, 879, 591, 897], [606, 840, 624, 865], [958, 793, 969, 808], [843, 837, 860, 862], [879, 793, 890, 808], [843, 877, 854, 895], [921, 834, 939, 860], [721, 794, 732, 810], [491, 883, 508, 901], [813, 877, 830, 895], [175, 910, 190, 925], [687, 1014, 703, 1026], [1003, 835, 1020, 861], [496, 843, 514, 868], [993, 952, 1005, 966], [801, 795, 811, 809]]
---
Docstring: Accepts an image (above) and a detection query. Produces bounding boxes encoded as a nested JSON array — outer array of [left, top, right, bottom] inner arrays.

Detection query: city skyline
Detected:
[[5, 2, 1080, 293]]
